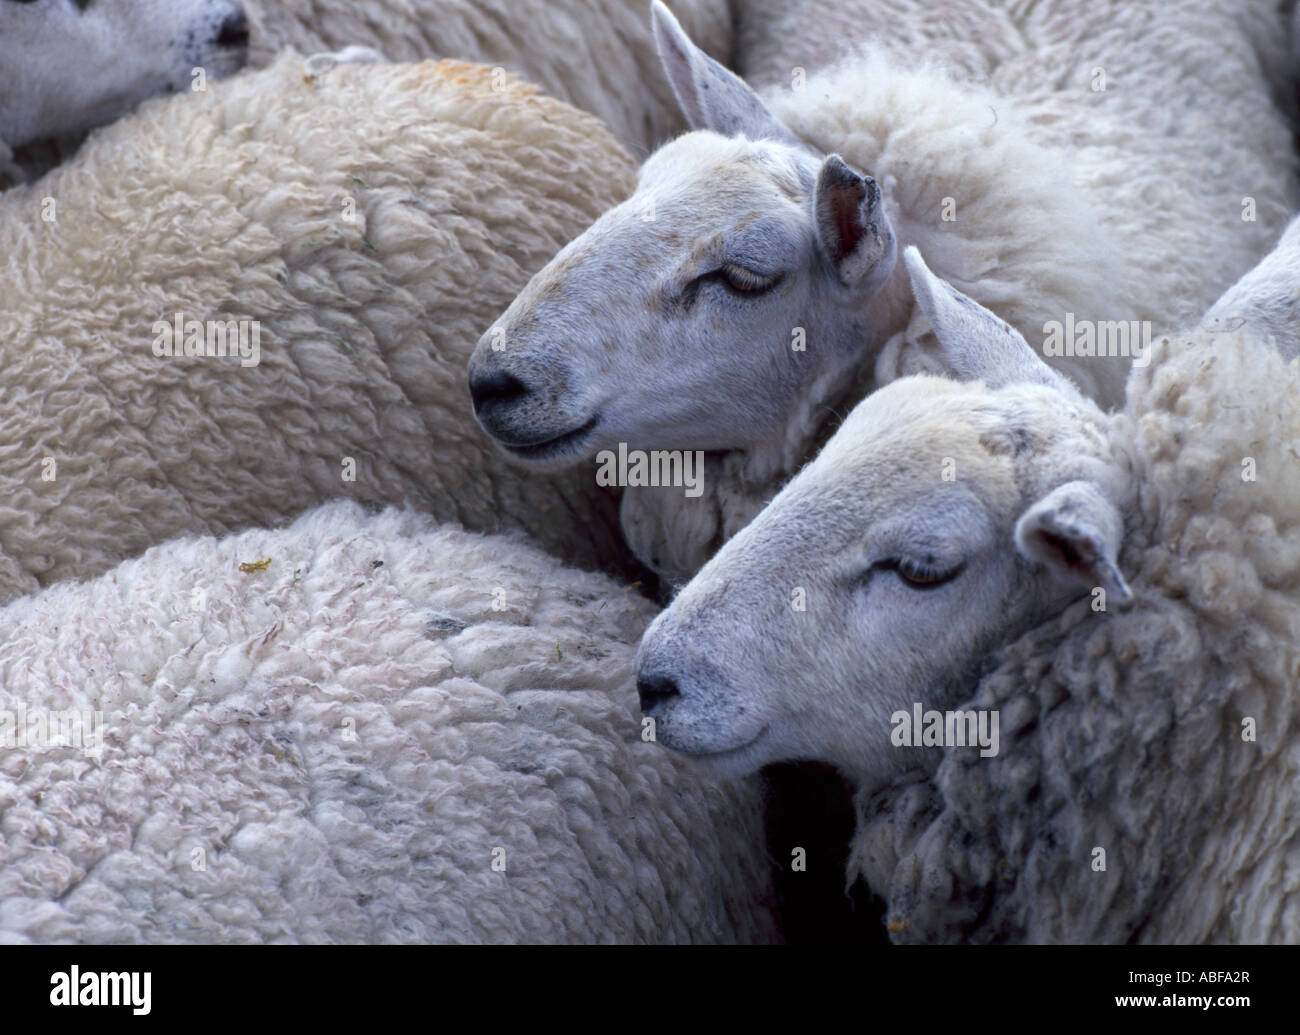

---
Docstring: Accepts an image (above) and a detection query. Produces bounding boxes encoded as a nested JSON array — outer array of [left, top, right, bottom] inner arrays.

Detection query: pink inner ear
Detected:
[[830, 182, 865, 262], [1038, 528, 1098, 574]]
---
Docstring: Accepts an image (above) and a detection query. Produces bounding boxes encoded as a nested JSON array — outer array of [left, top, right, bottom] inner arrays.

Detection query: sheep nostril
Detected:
[[217, 9, 251, 49], [470, 370, 530, 416], [637, 674, 680, 713]]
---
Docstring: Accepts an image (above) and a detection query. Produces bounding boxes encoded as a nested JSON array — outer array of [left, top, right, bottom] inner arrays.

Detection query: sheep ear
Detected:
[[1015, 480, 1132, 608], [651, 0, 801, 147], [903, 247, 1079, 395], [1199, 215, 1300, 361], [813, 155, 896, 289]]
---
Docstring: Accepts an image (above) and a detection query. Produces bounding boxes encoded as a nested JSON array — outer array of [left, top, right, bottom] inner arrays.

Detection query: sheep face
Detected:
[[0, 0, 249, 149], [636, 250, 1131, 786], [469, 134, 905, 468], [466, 1, 907, 470]]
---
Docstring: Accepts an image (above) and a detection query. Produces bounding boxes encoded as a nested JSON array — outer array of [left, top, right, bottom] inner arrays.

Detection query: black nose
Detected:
[[637, 673, 680, 713], [470, 369, 530, 417], [216, 9, 251, 48]]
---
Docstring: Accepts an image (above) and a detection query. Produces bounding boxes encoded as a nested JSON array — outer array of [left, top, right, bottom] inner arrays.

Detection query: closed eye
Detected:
[[678, 258, 785, 310], [876, 557, 966, 590], [697, 262, 783, 298], [2, 1, 96, 9]]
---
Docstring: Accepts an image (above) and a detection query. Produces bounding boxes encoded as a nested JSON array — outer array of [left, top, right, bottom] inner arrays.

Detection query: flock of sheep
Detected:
[[1, 0, 1299, 944]]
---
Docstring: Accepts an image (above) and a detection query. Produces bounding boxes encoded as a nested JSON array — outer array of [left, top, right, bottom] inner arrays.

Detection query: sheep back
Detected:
[[0, 501, 779, 943], [0, 55, 641, 605]]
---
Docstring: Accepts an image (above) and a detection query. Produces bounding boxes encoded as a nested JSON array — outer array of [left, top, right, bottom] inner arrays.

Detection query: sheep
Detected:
[[0, 52, 646, 606], [734, 0, 1300, 109], [0, 0, 250, 183], [468, 0, 1300, 585], [0, 500, 780, 944], [635, 224, 1300, 943], [241, 0, 734, 155]]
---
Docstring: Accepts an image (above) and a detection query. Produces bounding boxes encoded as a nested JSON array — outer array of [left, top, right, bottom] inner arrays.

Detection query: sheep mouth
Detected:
[[206, 48, 251, 80], [675, 725, 770, 765], [500, 415, 600, 461]]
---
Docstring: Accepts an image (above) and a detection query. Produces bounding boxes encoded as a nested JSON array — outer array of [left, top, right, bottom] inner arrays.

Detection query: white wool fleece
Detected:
[[242, 0, 733, 154], [0, 502, 779, 944], [767, 0, 1298, 341], [855, 332, 1300, 943], [0, 54, 643, 604]]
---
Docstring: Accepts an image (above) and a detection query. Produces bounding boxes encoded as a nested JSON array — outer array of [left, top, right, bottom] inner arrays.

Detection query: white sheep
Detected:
[[0, 501, 779, 944], [242, 0, 734, 155], [734, 0, 1299, 105], [635, 223, 1300, 942], [0, 52, 643, 605], [468, 0, 1300, 584], [0, 0, 250, 182]]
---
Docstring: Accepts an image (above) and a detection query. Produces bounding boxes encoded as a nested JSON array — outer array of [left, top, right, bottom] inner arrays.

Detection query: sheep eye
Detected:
[[882, 557, 965, 590], [714, 263, 782, 296]]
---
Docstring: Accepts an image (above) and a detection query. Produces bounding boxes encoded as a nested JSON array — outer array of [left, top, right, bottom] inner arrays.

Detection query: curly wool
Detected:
[[854, 331, 1300, 943], [0, 501, 780, 944], [0, 54, 642, 605], [242, 0, 734, 155], [771, 0, 1297, 345], [741, 0, 1297, 121]]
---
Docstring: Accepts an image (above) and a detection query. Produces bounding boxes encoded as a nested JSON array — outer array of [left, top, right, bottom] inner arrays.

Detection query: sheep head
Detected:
[[635, 248, 1131, 787], [467, 0, 908, 469], [0, 0, 250, 151]]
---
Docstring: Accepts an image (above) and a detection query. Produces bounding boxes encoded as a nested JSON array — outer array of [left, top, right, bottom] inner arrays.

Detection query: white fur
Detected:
[[469, 0, 1300, 585], [242, 0, 734, 155], [0, 502, 779, 944], [637, 222, 1300, 942], [736, 0, 1298, 108], [1201, 214, 1300, 359], [0, 54, 643, 604]]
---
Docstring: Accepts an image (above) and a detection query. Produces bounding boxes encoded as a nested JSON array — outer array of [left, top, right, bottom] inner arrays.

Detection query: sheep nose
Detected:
[[470, 369, 530, 417], [217, 8, 251, 49], [637, 673, 680, 713]]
